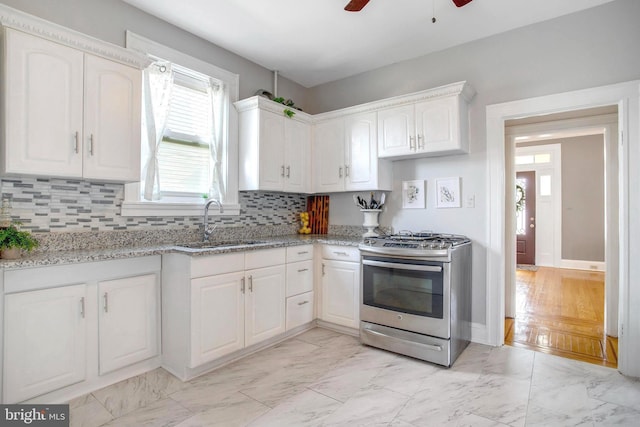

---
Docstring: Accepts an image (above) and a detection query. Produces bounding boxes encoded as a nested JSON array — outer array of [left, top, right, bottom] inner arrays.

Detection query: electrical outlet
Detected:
[[465, 195, 475, 208]]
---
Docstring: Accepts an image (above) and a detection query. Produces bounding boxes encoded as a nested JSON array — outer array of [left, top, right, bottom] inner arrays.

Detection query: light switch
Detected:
[[465, 195, 475, 208]]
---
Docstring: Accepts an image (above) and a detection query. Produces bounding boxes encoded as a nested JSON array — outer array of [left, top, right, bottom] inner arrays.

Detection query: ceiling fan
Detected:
[[344, 0, 473, 12]]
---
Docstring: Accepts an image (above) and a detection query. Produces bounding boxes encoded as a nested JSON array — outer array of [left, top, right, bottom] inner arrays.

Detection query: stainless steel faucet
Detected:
[[203, 199, 223, 242]]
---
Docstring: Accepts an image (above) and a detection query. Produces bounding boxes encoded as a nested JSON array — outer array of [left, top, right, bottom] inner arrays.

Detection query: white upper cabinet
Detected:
[[313, 112, 392, 193], [2, 28, 143, 182], [236, 96, 312, 193], [377, 82, 474, 159], [83, 54, 141, 181]]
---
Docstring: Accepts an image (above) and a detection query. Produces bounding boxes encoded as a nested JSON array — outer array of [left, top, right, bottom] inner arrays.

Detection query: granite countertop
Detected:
[[0, 234, 364, 270]]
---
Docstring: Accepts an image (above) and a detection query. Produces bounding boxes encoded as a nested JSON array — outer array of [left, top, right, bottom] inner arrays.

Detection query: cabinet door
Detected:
[[284, 119, 311, 193], [245, 265, 286, 347], [313, 119, 345, 192], [345, 112, 378, 191], [415, 97, 459, 154], [190, 271, 245, 367], [377, 105, 415, 158], [3, 29, 84, 177], [98, 274, 158, 375], [4, 284, 87, 403], [83, 55, 142, 182], [258, 110, 286, 191], [321, 260, 360, 329]]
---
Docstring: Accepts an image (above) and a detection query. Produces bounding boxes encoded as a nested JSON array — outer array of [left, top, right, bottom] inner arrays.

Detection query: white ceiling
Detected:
[[122, 0, 615, 88]]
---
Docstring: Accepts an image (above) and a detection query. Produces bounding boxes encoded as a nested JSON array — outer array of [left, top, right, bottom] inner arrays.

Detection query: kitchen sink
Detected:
[[174, 240, 268, 250]]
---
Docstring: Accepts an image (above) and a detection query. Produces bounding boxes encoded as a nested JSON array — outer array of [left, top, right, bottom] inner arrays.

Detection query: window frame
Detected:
[[121, 31, 240, 217]]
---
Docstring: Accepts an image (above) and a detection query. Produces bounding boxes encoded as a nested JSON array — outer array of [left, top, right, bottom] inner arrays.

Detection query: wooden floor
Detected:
[[504, 266, 618, 368]]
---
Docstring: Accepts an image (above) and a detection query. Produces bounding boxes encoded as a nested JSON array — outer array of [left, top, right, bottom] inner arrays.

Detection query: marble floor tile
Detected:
[[101, 398, 192, 427], [322, 384, 410, 427], [247, 389, 341, 427], [173, 392, 270, 427], [69, 327, 636, 427], [69, 394, 114, 427]]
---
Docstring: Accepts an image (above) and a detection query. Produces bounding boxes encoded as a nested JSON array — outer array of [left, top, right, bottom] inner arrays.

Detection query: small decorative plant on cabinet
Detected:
[[0, 224, 39, 260]]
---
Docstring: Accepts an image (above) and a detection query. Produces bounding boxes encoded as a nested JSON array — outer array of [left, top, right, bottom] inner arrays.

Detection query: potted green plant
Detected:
[[0, 224, 39, 260]]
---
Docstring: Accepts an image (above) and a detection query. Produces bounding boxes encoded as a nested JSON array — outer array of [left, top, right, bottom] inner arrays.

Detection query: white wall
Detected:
[[320, 0, 640, 326]]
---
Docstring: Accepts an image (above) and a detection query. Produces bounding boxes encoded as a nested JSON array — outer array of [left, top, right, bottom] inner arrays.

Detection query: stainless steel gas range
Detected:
[[358, 232, 472, 367]]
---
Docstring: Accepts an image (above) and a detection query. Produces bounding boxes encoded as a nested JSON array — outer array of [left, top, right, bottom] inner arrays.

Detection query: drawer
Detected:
[[286, 291, 314, 331], [321, 245, 360, 262], [245, 247, 286, 270], [191, 252, 244, 278], [286, 244, 314, 263], [286, 260, 313, 297]]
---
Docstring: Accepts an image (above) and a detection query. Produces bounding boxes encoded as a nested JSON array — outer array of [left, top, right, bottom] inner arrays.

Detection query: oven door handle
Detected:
[[362, 259, 442, 272], [362, 328, 443, 352]]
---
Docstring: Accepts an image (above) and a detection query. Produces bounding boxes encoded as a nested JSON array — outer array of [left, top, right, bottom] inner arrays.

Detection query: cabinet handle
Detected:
[[409, 136, 416, 150], [333, 251, 348, 256], [297, 268, 309, 273], [103, 292, 109, 313], [249, 275, 253, 292], [286, 166, 290, 178], [297, 251, 309, 255], [417, 134, 424, 149], [74, 131, 79, 154], [241, 277, 245, 294], [338, 167, 343, 178], [322, 263, 325, 276], [89, 134, 95, 156], [80, 297, 85, 318], [281, 165, 285, 177], [345, 165, 350, 177], [297, 300, 309, 306]]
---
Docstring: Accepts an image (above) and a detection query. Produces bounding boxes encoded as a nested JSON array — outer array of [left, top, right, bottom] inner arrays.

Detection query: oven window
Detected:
[[362, 261, 444, 318]]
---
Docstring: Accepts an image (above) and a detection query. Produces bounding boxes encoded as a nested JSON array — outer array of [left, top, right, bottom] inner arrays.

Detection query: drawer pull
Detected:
[[297, 268, 309, 273], [297, 251, 309, 255], [333, 251, 348, 256], [297, 300, 309, 306]]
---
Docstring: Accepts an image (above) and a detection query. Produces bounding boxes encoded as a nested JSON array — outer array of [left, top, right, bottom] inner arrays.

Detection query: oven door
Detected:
[[360, 255, 450, 339]]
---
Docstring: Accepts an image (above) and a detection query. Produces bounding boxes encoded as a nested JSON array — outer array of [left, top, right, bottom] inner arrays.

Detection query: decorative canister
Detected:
[[361, 209, 382, 237]]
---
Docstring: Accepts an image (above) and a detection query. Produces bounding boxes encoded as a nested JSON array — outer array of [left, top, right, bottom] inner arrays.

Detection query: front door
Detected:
[[516, 171, 536, 265]]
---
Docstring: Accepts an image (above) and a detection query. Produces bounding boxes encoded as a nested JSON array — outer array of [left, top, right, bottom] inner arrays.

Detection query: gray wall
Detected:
[[561, 135, 605, 262], [0, 0, 309, 109]]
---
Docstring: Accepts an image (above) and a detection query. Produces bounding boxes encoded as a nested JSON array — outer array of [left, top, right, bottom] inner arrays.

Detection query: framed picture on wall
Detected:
[[402, 180, 425, 209], [436, 177, 461, 208]]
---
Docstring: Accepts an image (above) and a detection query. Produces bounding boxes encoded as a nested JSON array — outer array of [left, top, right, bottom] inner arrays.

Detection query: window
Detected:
[[122, 32, 240, 217], [159, 67, 215, 197]]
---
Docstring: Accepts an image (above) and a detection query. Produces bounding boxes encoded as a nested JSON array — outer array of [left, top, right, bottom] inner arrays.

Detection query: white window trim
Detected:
[[121, 31, 240, 217]]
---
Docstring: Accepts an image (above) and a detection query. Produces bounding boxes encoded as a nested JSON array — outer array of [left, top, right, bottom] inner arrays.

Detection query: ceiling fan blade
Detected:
[[452, 0, 473, 7], [344, 0, 370, 12]]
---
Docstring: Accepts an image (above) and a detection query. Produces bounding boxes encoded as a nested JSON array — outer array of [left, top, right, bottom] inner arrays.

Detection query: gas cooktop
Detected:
[[358, 232, 470, 259]]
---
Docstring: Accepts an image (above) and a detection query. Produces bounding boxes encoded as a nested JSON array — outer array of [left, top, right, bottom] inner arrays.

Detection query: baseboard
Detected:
[[559, 259, 606, 271], [471, 322, 491, 346], [316, 320, 359, 337]]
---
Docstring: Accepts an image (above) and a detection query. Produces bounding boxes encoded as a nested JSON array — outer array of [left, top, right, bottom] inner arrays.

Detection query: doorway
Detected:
[[504, 111, 615, 367], [485, 80, 638, 377]]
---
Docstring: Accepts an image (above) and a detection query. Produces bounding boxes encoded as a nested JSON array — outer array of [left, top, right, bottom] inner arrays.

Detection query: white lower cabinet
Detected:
[[2, 257, 161, 403], [285, 245, 315, 331], [162, 248, 287, 378], [320, 246, 361, 329], [190, 271, 245, 367], [98, 274, 159, 375], [4, 284, 88, 403]]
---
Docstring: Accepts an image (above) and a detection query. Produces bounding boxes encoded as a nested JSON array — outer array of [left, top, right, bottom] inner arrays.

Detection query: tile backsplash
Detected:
[[0, 177, 307, 233]]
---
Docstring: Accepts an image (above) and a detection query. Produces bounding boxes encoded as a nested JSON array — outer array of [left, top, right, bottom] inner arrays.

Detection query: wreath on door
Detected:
[[515, 184, 525, 212]]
